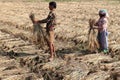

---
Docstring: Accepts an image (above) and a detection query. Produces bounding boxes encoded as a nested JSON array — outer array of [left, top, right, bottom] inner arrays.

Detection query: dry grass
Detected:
[[88, 19, 99, 52], [0, 1, 120, 80], [32, 23, 48, 49], [0, 1, 120, 53], [0, 1, 119, 52]]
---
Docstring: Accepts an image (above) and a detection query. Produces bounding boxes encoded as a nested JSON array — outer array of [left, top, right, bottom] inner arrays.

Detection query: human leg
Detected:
[[49, 31, 55, 60], [97, 32, 102, 51], [101, 31, 109, 53]]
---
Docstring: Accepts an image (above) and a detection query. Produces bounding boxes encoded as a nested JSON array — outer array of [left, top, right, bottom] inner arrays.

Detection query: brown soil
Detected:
[[0, 0, 120, 80]]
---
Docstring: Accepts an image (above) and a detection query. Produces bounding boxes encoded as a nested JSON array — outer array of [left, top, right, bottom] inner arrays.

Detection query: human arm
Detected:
[[29, 13, 36, 24], [92, 21, 99, 29], [37, 18, 48, 24], [93, 19, 107, 30], [29, 13, 48, 24]]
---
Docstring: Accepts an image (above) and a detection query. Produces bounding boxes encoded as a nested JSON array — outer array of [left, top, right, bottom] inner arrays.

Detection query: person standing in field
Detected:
[[29, 1, 57, 61], [93, 9, 109, 54]]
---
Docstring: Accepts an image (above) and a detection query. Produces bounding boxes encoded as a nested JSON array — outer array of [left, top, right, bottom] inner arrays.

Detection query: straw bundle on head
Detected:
[[88, 19, 99, 52]]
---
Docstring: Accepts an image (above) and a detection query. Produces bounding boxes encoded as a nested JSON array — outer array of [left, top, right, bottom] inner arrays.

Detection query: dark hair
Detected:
[[99, 13, 106, 18], [49, 1, 57, 8]]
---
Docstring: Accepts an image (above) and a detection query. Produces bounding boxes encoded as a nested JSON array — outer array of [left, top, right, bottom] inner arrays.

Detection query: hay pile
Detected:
[[88, 19, 99, 52]]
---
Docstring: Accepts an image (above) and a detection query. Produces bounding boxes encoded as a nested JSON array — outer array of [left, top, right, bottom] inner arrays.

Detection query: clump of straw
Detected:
[[32, 23, 47, 49], [30, 13, 48, 49], [88, 19, 99, 52]]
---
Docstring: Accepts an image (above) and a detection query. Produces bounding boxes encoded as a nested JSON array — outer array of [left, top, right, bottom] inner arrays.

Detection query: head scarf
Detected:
[[99, 9, 109, 17]]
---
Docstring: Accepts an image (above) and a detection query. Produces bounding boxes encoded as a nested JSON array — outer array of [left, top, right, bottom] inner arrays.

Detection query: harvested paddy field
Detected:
[[0, 0, 120, 80]]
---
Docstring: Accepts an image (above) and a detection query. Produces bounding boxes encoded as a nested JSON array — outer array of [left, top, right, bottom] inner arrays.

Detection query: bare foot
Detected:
[[49, 56, 54, 61]]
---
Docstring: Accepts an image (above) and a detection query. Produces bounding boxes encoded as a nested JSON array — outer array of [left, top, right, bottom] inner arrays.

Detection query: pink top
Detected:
[[96, 17, 108, 32]]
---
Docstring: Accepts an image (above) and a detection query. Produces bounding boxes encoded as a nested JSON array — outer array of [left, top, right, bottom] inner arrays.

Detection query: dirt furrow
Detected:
[[0, 31, 43, 79], [0, 18, 120, 80], [0, 22, 76, 80], [0, 1, 120, 80]]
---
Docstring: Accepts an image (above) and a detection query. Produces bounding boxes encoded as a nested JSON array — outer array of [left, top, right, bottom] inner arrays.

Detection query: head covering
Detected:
[[99, 9, 109, 17]]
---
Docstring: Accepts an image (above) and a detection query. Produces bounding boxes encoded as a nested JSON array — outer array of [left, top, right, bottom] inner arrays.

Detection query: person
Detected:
[[29, 1, 57, 61], [93, 9, 109, 54]]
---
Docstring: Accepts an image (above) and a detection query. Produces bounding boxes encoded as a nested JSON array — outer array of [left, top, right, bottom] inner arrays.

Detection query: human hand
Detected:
[[29, 13, 35, 20], [29, 13, 36, 24]]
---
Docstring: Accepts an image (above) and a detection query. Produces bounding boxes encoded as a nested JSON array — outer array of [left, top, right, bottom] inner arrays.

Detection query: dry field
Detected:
[[0, 0, 120, 80]]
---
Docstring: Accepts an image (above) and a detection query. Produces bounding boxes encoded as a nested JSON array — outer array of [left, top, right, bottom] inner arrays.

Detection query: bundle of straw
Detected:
[[30, 14, 48, 49], [32, 23, 47, 48], [88, 19, 99, 52]]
